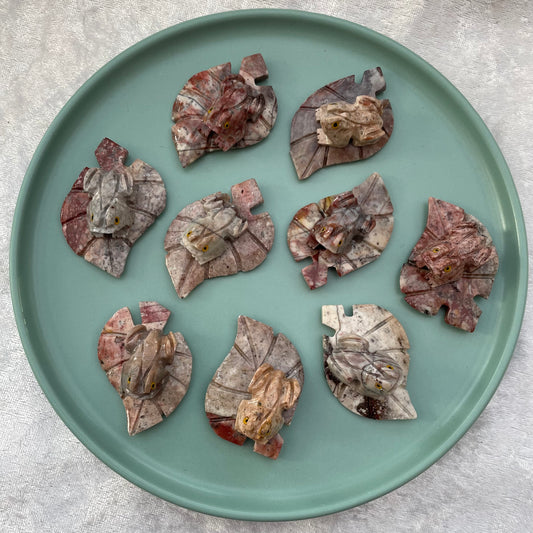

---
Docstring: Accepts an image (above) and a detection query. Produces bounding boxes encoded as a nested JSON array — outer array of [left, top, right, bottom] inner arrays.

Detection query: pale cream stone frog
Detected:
[[316, 95, 387, 148]]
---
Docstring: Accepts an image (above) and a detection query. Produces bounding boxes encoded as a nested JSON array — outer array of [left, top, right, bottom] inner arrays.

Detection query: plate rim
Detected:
[[9, 8, 529, 521]]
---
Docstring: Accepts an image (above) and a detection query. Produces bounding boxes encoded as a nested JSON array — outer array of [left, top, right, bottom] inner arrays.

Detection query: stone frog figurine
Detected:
[[202, 74, 265, 152], [307, 190, 376, 255], [171, 53, 277, 167], [181, 192, 248, 265], [60, 138, 167, 278], [315, 95, 388, 148], [205, 316, 304, 459], [326, 335, 404, 399], [289, 67, 393, 180], [165, 179, 274, 298], [322, 304, 416, 420], [412, 221, 494, 288], [316, 95, 388, 148], [287, 173, 394, 290], [98, 301, 193, 436], [83, 167, 134, 236], [120, 324, 177, 401], [235, 363, 302, 445], [400, 198, 499, 332]]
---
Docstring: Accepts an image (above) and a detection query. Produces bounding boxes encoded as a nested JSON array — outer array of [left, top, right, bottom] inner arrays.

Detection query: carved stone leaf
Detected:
[[205, 316, 304, 459], [400, 198, 499, 332], [290, 67, 393, 180], [60, 138, 166, 278], [287, 172, 394, 289], [97, 301, 192, 436], [171, 53, 277, 167], [164, 178, 274, 298], [322, 304, 416, 420]]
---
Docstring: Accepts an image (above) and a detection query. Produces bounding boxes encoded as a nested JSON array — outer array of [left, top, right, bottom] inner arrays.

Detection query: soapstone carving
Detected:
[[290, 67, 393, 180], [205, 316, 304, 459], [316, 96, 387, 148], [322, 304, 416, 420], [235, 364, 301, 446], [172, 53, 277, 167], [60, 138, 166, 278], [165, 178, 274, 298], [181, 193, 248, 264], [287, 172, 393, 289], [400, 198, 499, 332], [97, 301, 192, 435]]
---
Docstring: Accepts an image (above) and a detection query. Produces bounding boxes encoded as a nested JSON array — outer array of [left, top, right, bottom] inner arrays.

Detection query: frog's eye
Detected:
[[224, 121, 230, 129], [114, 216, 120, 225], [331, 121, 339, 129], [202, 245, 209, 252], [257, 402, 262, 407], [320, 227, 326, 233], [243, 417, 249, 425], [386, 365, 394, 370], [337, 239, 343, 247], [207, 107, 213, 114], [186, 230, 192, 238], [90, 213, 94, 222], [150, 382, 156, 390], [432, 247, 440, 253], [375, 382, 383, 390], [443, 265, 452, 273], [127, 377, 131, 384]]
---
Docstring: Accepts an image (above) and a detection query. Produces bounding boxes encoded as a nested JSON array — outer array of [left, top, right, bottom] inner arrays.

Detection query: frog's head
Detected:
[[361, 359, 402, 397], [312, 218, 352, 254], [415, 242, 465, 287], [415, 218, 494, 288], [204, 75, 265, 151], [235, 400, 285, 445], [311, 212, 375, 254], [316, 101, 357, 148], [88, 196, 133, 236], [181, 220, 228, 264]]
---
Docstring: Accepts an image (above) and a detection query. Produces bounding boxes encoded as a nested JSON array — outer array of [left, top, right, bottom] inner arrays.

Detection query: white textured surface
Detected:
[[1, 1, 532, 530]]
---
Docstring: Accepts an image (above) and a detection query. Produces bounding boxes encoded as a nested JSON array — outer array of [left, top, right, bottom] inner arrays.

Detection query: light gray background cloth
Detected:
[[1, 1, 532, 531]]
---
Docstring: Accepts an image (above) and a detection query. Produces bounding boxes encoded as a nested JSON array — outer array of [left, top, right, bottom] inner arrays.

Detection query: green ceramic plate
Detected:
[[10, 10, 527, 521]]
